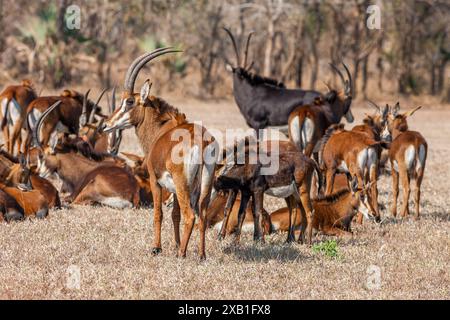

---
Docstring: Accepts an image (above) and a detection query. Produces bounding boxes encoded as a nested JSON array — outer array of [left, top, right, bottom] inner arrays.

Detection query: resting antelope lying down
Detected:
[[387, 103, 427, 219], [0, 182, 49, 219], [33, 101, 141, 209], [0, 189, 24, 222], [263, 177, 376, 237]]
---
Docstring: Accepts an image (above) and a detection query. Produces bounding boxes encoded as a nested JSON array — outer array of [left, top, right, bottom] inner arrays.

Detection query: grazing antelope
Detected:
[[214, 140, 319, 244], [33, 101, 140, 209], [0, 189, 24, 222], [0, 150, 61, 208], [205, 192, 271, 236], [103, 48, 218, 259], [0, 80, 38, 155], [288, 63, 354, 157], [25, 88, 106, 149], [320, 124, 382, 222], [223, 28, 321, 135], [387, 103, 427, 220], [263, 176, 376, 237]]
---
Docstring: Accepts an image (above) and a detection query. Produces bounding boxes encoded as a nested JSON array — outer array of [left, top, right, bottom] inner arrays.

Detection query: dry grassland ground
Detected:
[[0, 96, 449, 299]]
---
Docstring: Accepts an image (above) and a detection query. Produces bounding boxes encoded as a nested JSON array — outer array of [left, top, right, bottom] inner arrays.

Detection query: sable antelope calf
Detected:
[[288, 63, 354, 157], [387, 103, 427, 219], [0, 150, 61, 208], [263, 176, 376, 237], [34, 101, 140, 208], [0, 79, 38, 155], [205, 191, 271, 236], [214, 140, 319, 244], [103, 48, 218, 259], [320, 125, 382, 221], [0, 189, 24, 222], [25, 88, 106, 148], [223, 28, 321, 135]]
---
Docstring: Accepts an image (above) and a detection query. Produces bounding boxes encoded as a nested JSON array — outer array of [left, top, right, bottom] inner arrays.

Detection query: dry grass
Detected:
[[0, 97, 449, 300]]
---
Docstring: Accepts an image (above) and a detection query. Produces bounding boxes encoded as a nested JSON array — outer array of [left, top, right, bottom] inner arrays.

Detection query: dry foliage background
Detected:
[[0, 0, 449, 300]]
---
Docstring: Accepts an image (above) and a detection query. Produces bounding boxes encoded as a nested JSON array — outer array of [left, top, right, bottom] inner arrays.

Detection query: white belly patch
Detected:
[[337, 160, 349, 173], [265, 183, 296, 198], [99, 197, 133, 209]]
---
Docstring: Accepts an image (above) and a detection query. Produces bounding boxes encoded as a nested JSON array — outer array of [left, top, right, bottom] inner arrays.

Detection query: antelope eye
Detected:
[[126, 98, 135, 106]]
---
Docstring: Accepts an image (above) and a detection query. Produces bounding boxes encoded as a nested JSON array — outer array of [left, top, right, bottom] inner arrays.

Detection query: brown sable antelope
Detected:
[[33, 101, 140, 209], [0, 189, 24, 222], [319, 124, 381, 222], [205, 192, 271, 236], [386, 103, 427, 219], [103, 48, 218, 259], [263, 176, 376, 237], [25, 88, 106, 149], [288, 63, 354, 157], [79, 87, 123, 155], [0, 182, 49, 219], [214, 140, 319, 244], [0, 150, 61, 208], [0, 79, 38, 155]]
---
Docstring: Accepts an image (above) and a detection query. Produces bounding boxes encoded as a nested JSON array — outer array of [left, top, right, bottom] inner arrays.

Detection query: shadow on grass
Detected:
[[222, 242, 309, 263]]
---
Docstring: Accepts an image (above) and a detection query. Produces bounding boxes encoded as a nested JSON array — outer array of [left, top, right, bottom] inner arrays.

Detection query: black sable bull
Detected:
[[223, 28, 321, 134]]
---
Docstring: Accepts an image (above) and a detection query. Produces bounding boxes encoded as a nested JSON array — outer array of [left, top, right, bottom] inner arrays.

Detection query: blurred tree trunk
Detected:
[[57, 0, 68, 41], [0, 0, 4, 53], [308, 3, 323, 90]]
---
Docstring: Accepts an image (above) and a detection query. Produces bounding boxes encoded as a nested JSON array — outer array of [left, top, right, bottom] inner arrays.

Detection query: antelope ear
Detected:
[[405, 106, 422, 117], [49, 132, 58, 154], [140, 80, 152, 102], [392, 102, 400, 116], [121, 152, 143, 164]]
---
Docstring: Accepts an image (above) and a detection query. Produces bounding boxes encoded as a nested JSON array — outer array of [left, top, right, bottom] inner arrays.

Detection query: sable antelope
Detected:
[[0, 150, 61, 208], [34, 101, 140, 208], [223, 28, 321, 135], [205, 192, 271, 236], [79, 87, 123, 155], [387, 103, 427, 220], [103, 48, 218, 259], [25, 89, 106, 149], [319, 125, 381, 221], [214, 140, 319, 244], [288, 63, 354, 157], [0, 80, 38, 155], [263, 176, 376, 237], [0, 189, 24, 222], [0, 182, 49, 219]]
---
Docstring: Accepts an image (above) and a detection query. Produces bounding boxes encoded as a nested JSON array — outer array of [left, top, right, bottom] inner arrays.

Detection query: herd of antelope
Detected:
[[0, 29, 428, 260]]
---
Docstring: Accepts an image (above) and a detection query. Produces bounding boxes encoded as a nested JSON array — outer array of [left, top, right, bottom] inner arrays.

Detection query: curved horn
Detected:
[[223, 27, 241, 67], [342, 62, 353, 96], [80, 89, 91, 127], [329, 63, 346, 91], [367, 99, 381, 112], [123, 47, 173, 92], [243, 31, 254, 70], [34, 100, 62, 149], [89, 88, 108, 123], [127, 48, 181, 94], [110, 86, 116, 113]]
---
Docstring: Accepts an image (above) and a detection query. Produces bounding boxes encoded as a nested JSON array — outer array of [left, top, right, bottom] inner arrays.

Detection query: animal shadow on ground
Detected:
[[222, 242, 308, 263]]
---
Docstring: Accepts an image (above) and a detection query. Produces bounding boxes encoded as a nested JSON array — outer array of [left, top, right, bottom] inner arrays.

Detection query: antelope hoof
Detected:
[[285, 237, 295, 244], [36, 208, 49, 219], [4, 210, 23, 222], [375, 216, 382, 223], [151, 247, 162, 256]]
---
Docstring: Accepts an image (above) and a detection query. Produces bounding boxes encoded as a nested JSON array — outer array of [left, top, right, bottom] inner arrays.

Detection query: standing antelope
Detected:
[[103, 48, 218, 259], [0, 79, 38, 155], [25, 89, 106, 149], [319, 125, 382, 222], [387, 103, 427, 219], [223, 28, 321, 135], [288, 63, 354, 157]]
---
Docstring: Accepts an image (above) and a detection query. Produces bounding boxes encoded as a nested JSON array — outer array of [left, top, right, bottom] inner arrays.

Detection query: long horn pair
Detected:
[[80, 89, 91, 127], [223, 27, 254, 70], [124, 47, 182, 93], [109, 86, 117, 114], [367, 99, 381, 112], [243, 31, 254, 70], [329, 62, 353, 97], [88, 88, 108, 124], [33, 100, 63, 149]]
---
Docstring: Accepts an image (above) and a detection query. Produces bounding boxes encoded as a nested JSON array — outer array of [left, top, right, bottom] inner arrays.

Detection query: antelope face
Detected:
[[343, 98, 354, 123], [103, 92, 141, 132], [37, 153, 58, 179]]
